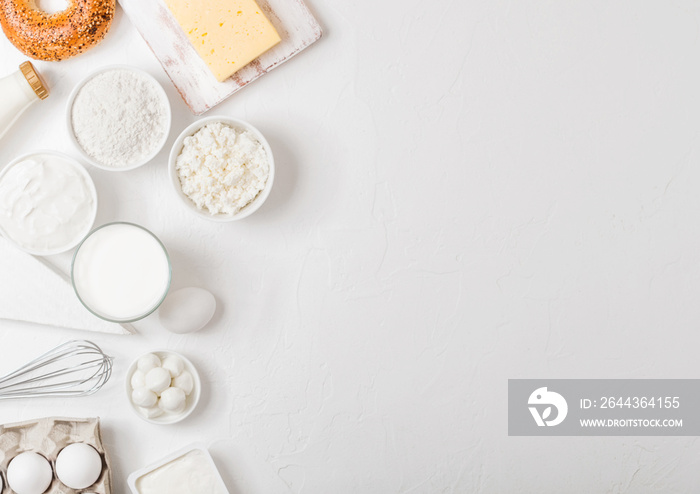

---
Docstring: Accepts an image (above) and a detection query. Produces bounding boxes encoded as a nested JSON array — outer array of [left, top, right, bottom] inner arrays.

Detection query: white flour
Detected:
[[176, 122, 270, 215], [71, 69, 168, 168]]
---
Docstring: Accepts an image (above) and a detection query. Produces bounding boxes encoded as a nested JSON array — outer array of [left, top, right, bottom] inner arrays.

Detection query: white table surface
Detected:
[[1, 1, 700, 492]]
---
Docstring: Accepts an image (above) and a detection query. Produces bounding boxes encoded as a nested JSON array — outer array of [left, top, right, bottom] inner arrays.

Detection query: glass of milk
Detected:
[[71, 222, 171, 322]]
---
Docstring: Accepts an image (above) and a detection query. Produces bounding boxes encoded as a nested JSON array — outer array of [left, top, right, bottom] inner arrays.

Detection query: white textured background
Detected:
[[1, 1, 700, 492]]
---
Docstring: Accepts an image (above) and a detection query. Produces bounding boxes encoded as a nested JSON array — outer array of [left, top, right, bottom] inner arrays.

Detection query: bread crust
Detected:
[[0, 0, 115, 61]]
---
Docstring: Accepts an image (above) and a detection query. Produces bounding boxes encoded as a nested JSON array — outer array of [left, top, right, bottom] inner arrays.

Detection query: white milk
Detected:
[[72, 223, 170, 321]]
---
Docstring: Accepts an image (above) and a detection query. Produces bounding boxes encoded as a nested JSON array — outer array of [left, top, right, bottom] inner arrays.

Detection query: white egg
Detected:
[[7, 452, 53, 494], [55, 443, 102, 489], [159, 386, 186, 411], [145, 367, 171, 394], [132, 387, 158, 407], [158, 287, 216, 334], [137, 353, 161, 373], [162, 355, 185, 377], [172, 371, 194, 395], [140, 405, 164, 419], [130, 370, 146, 389]]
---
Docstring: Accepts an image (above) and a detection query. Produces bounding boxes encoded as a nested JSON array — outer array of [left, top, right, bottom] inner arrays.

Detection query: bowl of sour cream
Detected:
[[71, 222, 171, 322], [0, 151, 97, 256]]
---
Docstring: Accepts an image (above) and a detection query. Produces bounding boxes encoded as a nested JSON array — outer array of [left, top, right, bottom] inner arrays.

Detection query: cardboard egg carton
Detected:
[[0, 417, 111, 494]]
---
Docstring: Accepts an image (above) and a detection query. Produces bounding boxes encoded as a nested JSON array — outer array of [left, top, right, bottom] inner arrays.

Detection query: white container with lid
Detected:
[[0, 62, 49, 141], [127, 444, 229, 494]]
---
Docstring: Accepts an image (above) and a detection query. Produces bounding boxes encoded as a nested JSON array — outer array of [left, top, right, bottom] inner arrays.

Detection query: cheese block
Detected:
[[165, 0, 282, 82], [0, 238, 133, 335]]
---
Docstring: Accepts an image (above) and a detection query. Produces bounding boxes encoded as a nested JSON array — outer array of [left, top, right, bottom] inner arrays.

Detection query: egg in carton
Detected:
[[0, 417, 111, 493]]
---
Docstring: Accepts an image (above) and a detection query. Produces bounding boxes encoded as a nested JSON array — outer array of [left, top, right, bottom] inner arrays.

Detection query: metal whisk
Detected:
[[0, 340, 113, 400]]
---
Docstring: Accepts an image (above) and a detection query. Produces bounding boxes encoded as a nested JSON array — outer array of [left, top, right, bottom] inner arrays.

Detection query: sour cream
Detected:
[[0, 152, 96, 255], [72, 223, 171, 322]]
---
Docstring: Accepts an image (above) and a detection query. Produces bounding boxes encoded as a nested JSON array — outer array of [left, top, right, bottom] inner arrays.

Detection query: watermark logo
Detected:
[[510, 380, 694, 436], [528, 387, 568, 426]]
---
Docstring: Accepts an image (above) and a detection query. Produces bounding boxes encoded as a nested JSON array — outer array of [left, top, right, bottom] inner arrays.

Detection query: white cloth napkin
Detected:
[[0, 238, 133, 334]]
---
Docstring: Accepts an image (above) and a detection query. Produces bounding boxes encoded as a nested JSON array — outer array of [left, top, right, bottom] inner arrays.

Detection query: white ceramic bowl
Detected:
[[168, 116, 275, 221], [126, 350, 201, 425], [66, 65, 171, 171], [0, 150, 97, 256]]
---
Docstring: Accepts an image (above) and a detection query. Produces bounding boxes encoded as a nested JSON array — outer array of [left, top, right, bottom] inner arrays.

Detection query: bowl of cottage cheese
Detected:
[[168, 116, 274, 221]]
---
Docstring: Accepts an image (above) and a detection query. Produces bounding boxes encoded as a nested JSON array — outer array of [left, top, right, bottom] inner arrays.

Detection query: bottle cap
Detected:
[[19, 61, 49, 100]]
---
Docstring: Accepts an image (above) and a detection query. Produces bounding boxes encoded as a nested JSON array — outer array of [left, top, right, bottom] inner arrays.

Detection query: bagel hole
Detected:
[[35, 0, 69, 14]]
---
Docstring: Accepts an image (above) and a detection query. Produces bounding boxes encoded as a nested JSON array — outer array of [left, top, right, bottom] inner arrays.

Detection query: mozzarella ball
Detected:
[[140, 405, 164, 419], [137, 353, 161, 373], [132, 387, 158, 407], [159, 387, 186, 412], [145, 367, 171, 394], [162, 355, 185, 377], [56, 443, 102, 489], [172, 371, 194, 395], [130, 370, 146, 389], [7, 452, 53, 494]]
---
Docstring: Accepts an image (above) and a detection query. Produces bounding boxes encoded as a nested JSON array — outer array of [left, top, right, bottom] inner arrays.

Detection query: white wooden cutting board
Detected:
[[117, 0, 323, 115]]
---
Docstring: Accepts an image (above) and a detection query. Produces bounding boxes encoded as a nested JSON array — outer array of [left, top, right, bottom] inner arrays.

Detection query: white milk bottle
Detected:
[[0, 62, 49, 140]]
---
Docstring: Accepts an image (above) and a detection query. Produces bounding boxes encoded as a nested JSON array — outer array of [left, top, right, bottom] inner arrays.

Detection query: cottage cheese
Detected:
[[175, 122, 270, 215]]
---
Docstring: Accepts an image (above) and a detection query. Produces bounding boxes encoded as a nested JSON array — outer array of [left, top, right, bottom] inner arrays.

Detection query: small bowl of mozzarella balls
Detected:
[[127, 351, 201, 424]]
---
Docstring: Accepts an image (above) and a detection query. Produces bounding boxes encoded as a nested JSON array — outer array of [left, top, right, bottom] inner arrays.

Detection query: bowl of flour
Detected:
[[67, 66, 171, 171], [168, 116, 275, 221]]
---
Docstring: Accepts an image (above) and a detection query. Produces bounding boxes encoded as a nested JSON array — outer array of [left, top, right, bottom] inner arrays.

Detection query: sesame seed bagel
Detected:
[[0, 0, 115, 61]]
